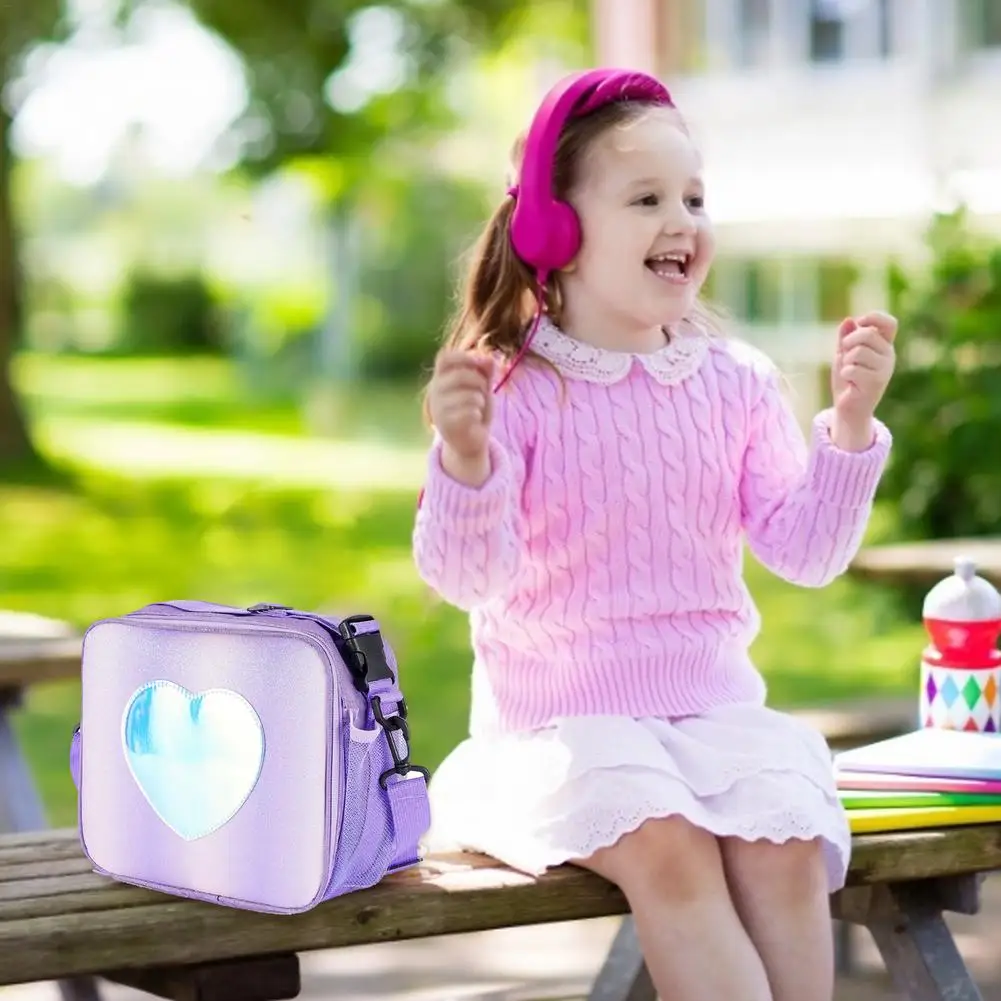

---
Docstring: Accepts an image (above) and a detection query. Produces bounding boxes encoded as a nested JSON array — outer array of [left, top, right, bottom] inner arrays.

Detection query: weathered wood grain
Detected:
[[0, 840, 627, 985], [0, 833, 88, 864], [868, 882, 986, 1000], [0, 881, 628, 986], [847, 826, 1001, 885], [832, 874, 983, 925], [2, 825, 1001, 987]]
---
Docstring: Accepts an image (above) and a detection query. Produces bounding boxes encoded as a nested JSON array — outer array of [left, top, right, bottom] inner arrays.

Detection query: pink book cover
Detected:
[[837, 769, 1001, 794]]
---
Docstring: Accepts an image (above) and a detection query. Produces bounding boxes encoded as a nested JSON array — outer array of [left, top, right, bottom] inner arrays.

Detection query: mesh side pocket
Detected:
[[325, 720, 396, 898]]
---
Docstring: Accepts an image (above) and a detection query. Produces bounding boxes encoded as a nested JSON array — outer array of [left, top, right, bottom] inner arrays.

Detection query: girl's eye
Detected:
[[633, 193, 705, 210]]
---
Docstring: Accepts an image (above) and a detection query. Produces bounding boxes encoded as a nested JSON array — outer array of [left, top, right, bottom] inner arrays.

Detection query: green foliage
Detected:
[[185, 0, 538, 179], [877, 209, 1001, 541], [2, 0, 137, 81], [0, 0, 63, 72], [353, 168, 489, 379], [119, 270, 227, 355]]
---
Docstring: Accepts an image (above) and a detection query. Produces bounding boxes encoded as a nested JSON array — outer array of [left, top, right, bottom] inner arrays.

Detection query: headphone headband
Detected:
[[490, 68, 675, 395], [509, 68, 674, 279]]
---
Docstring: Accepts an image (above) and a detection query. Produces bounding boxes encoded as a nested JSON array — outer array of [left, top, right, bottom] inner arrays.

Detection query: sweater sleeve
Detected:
[[739, 364, 892, 588], [412, 391, 530, 610]]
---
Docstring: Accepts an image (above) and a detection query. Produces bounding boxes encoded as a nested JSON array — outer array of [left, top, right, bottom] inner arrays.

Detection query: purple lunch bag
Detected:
[[69, 599, 431, 913]]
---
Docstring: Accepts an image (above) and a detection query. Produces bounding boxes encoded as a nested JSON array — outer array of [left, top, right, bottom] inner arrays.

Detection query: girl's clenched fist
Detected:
[[427, 351, 495, 486]]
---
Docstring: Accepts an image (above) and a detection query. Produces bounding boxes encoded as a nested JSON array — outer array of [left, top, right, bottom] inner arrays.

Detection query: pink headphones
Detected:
[[417, 68, 673, 507], [509, 68, 674, 282], [493, 67, 674, 389]]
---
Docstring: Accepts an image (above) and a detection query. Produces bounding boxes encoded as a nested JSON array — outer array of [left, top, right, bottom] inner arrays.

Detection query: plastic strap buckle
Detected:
[[338, 614, 395, 694]]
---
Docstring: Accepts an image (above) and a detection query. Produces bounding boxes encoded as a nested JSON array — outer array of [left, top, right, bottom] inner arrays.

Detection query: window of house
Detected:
[[707, 258, 783, 324], [705, 256, 859, 326], [877, 0, 892, 56], [987, 0, 1001, 46], [816, 259, 859, 321], [808, 0, 892, 62], [654, 0, 708, 75], [736, 0, 772, 68], [960, 0, 1001, 49], [743, 259, 784, 322], [810, 0, 847, 62]]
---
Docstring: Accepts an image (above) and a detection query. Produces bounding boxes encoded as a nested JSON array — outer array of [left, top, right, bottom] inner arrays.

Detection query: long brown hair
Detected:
[[426, 99, 725, 408]]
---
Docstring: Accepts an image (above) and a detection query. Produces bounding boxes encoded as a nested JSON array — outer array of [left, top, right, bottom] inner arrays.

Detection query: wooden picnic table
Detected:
[[0, 610, 83, 832], [0, 824, 998, 1001], [850, 538, 1001, 590], [0, 610, 83, 687], [0, 611, 94, 1001], [0, 606, 914, 989]]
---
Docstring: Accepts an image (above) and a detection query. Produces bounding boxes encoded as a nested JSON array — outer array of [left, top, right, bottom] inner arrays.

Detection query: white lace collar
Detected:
[[528, 316, 709, 386]]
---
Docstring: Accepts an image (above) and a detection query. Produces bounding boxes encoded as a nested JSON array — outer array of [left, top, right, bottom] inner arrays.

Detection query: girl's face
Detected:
[[559, 107, 715, 350]]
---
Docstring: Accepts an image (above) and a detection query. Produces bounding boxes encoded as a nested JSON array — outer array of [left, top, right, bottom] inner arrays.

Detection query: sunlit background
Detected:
[[2, 1, 1001, 996]]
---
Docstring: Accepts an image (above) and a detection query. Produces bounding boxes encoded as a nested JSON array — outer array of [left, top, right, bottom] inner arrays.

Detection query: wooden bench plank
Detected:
[[0, 866, 625, 985], [0, 638, 83, 689], [0, 621, 98, 1001], [1, 826, 1000, 987], [0, 612, 82, 690], [850, 538, 1001, 589]]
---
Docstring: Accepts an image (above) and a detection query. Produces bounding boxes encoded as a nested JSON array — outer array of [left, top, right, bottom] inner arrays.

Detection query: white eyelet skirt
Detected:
[[424, 703, 851, 893]]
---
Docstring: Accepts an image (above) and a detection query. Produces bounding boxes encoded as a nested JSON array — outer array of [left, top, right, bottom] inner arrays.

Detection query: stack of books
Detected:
[[834, 727, 1001, 833]]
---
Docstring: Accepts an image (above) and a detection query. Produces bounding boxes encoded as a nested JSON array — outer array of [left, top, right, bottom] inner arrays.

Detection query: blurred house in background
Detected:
[[591, 0, 1001, 412]]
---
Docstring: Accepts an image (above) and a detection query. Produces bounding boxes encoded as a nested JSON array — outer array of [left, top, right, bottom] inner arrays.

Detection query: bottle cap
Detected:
[[923, 556, 1001, 622]]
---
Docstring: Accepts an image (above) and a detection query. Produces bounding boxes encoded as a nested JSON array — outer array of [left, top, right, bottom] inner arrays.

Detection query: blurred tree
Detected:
[[185, 0, 562, 179], [0, 0, 66, 465], [352, 166, 489, 380], [0, 0, 588, 463], [878, 208, 1001, 541], [119, 270, 225, 354], [186, 0, 585, 384]]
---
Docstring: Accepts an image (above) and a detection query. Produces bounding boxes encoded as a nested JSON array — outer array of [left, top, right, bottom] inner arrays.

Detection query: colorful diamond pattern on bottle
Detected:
[[920, 661, 1001, 733]]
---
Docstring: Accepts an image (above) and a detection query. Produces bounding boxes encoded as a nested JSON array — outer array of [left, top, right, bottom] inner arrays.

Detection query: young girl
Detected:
[[412, 68, 896, 1001]]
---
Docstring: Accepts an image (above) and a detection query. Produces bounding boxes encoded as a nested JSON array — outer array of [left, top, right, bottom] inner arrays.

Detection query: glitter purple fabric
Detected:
[[70, 600, 430, 913]]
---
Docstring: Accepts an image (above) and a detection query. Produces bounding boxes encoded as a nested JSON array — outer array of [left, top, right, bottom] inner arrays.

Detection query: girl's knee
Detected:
[[722, 836, 828, 903], [576, 814, 724, 903]]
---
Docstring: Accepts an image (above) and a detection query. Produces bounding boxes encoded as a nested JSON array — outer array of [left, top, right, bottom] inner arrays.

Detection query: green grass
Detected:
[[3, 353, 926, 829], [14, 352, 429, 443]]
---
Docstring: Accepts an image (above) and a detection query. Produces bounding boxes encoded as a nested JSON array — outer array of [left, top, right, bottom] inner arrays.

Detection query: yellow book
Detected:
[[847, 803, 1001, 834]]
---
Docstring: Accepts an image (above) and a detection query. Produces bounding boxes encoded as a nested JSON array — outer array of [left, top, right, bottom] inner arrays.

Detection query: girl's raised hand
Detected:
[[427, 350, 495, 485], [830, 311, 897, 448]]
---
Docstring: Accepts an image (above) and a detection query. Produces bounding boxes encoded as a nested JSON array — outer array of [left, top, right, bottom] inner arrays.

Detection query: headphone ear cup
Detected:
[[545, 200, 582, 272], [510, 196, 582, 276]]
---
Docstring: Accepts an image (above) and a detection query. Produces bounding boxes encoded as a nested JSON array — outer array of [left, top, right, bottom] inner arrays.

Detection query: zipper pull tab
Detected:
[[247, 603, 291, 613]]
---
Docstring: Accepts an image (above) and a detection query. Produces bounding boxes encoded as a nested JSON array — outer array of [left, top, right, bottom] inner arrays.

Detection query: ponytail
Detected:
[[443, 196, 559, 358], [421, 194, 561, 424]]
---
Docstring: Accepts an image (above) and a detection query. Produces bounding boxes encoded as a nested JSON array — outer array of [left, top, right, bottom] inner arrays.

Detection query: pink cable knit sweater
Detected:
[[413, 318, 892, 734]]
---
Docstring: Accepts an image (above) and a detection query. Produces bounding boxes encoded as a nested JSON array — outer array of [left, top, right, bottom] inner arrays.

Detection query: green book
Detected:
[[839, 788, 1001, 810]]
